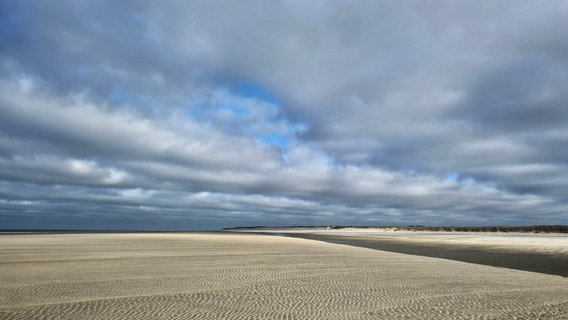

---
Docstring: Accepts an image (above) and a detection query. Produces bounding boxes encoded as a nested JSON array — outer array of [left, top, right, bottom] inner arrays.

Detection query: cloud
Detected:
[[1, 1, 567, 229]]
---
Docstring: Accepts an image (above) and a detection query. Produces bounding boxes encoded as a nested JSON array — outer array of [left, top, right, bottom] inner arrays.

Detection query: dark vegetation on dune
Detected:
[[223, 225, 568, 233]]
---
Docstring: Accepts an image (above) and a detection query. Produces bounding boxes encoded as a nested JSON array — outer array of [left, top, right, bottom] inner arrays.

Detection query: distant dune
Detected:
[[1, 233, 567, 319], [223, 224, 568, 233]]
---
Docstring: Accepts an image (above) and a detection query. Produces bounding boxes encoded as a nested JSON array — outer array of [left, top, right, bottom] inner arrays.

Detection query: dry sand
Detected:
[[0, 233, 566, 319]]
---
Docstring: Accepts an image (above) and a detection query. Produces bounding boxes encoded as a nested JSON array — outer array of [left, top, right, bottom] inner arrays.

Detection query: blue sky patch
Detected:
[[257, 132, 290, 149], [233, 80, 279, 105], [445, 172, 460, 183]]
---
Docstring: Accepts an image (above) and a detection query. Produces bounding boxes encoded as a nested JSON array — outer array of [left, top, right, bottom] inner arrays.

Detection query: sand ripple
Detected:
[[0, 233, 566, 319]]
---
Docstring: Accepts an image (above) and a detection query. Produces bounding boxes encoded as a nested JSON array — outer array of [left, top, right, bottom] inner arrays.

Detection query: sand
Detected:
[[263, 230, 568, 277], [0, 233, 566, 319], [262, 229, 568, 255]]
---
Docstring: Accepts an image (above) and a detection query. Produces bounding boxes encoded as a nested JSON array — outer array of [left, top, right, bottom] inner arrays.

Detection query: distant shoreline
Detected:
[[1, 225, 566, 234], [223, 225, 568, 233], [0, 230, 218, 235]]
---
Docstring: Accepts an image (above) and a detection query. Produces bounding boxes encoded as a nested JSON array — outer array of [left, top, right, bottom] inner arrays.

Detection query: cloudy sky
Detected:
[[1, 1, 567, 230]]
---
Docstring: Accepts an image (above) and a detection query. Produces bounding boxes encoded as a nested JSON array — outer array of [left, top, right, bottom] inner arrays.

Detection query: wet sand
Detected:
[[1, 233, 567, 319], [282, 233, 568, 277]]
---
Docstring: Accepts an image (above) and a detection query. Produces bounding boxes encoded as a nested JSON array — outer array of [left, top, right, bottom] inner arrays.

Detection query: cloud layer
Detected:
[[1, 1, 567, 229]]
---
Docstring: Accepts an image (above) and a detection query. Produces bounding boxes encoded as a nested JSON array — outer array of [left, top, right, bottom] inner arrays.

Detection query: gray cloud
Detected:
[[1, 1, 567, 229]]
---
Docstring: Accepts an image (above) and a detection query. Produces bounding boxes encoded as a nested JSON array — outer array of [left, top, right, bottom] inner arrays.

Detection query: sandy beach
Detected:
[[254, 229, 568, 277], [1, 233, 567, 319], [253, 228, 568, 255]]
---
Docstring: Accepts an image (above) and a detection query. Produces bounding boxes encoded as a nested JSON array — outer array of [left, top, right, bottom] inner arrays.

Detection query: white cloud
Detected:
[[1, 1, 567, 228]]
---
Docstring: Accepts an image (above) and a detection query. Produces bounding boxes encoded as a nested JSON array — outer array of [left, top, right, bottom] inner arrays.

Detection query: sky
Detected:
[[1, 1, 567, 230]]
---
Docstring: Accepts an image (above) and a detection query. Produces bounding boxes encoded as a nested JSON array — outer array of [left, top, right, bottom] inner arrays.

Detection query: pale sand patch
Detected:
[[0, 233, 566, 319], [251, 229, 568, 255]]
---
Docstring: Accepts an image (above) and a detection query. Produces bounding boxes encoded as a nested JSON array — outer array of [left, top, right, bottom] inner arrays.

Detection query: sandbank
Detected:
[[1, 233, 566, 319], [235, 228, 568, 277]]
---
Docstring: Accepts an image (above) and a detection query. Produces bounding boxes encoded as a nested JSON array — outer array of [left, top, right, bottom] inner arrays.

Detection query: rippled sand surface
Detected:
[[1, 233, 566, 319]]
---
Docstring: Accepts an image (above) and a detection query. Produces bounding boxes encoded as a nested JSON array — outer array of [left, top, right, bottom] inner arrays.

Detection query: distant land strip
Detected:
[[0, 230, 218, 234], [223, 225, 568, 233]]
